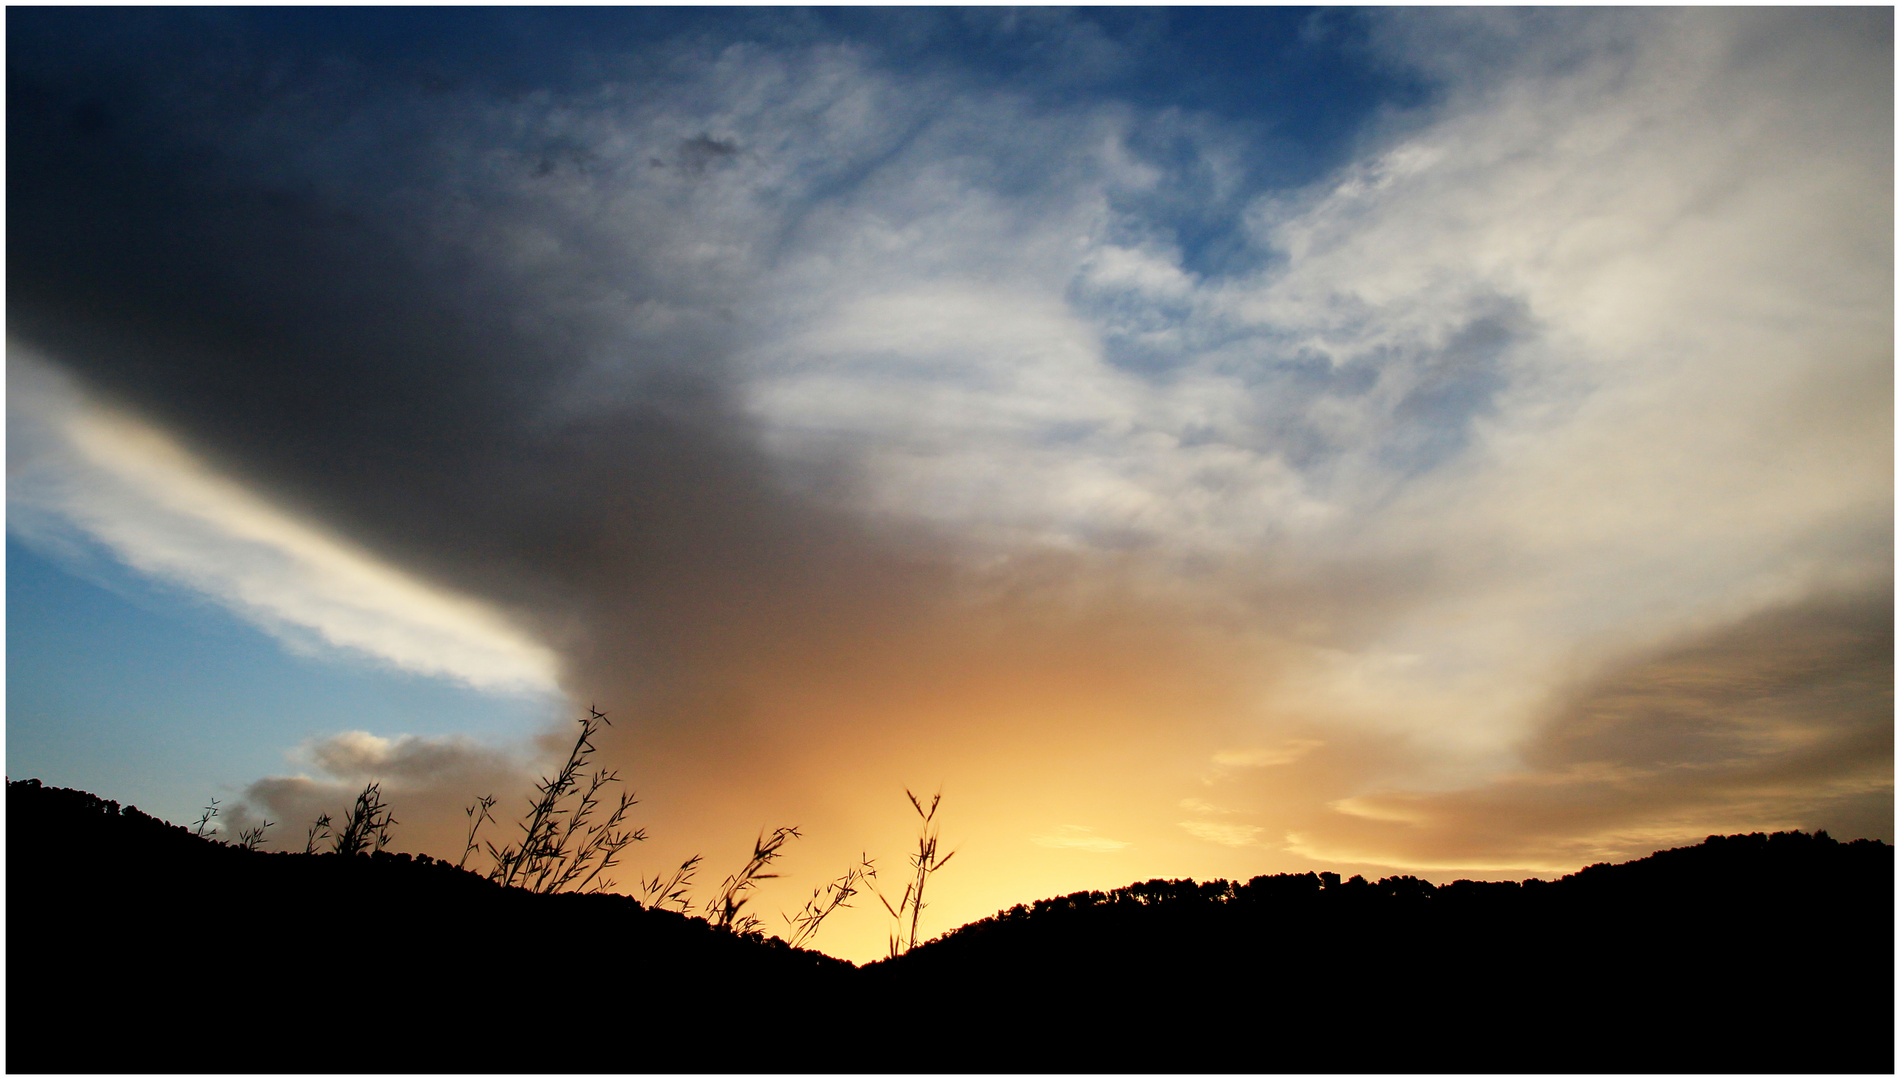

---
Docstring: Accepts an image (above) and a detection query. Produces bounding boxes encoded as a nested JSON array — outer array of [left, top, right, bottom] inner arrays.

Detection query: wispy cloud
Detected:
[[1272, 589, 1893, 872]]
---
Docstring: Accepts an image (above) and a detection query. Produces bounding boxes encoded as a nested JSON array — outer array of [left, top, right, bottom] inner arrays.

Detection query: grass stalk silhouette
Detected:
[[485, 707, 646, 893], [449, 709, 932, 942], [785, 855, 876, 949], [302, 813, 333, 855], [458, 794, 497, 871], [332, 782, 396, 856], [639, 854, 702, 912], [235, 819, 274, 852], [546, 783, 641, 893], [192, 798, 220, 839], [879, 788, 954, 957], [706, 826, 801, 934]]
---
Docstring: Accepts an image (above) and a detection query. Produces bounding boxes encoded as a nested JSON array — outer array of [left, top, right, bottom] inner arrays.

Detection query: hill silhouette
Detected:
[[8, 778, 1891, 1073]]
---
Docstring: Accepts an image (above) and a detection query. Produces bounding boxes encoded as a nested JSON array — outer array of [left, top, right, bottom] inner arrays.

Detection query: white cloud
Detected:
[[6, 351, 563, 693], [1222, 10, 1887, 759], [705, 9, 1888, 794], [580, 13, 1886, 805]]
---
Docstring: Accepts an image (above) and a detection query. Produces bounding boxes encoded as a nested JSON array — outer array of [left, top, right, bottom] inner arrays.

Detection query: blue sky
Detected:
[[8, 535, 560, 824], [7, 8, 1891, 962]]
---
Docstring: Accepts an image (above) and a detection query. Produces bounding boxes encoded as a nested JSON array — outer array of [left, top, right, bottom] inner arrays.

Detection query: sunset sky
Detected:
[[8, 8, 1892, 964]]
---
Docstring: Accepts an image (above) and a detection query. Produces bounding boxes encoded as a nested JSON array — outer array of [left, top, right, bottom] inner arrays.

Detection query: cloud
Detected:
[[230, 730, 531, 858], [1030, 825, 1132, 852], [1186, 7, 1891, 779], [5, 9, 1887, 957], [300, 731, 518, 786], [7, 353, 562, 692], [1271, 589, 1893, 873]]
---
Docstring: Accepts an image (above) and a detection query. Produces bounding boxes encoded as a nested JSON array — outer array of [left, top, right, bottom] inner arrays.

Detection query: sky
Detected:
[[7, 7, 1892, 964]]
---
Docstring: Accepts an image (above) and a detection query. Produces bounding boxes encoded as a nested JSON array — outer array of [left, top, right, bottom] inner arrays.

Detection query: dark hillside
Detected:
[[9, 778, 1892, 1073], [867, 834, 1893, 1072], [6, 779, 851, 1073]]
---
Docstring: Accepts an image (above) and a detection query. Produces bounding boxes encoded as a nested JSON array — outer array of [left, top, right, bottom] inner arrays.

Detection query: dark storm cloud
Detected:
[[8, 9, 950, 716]]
